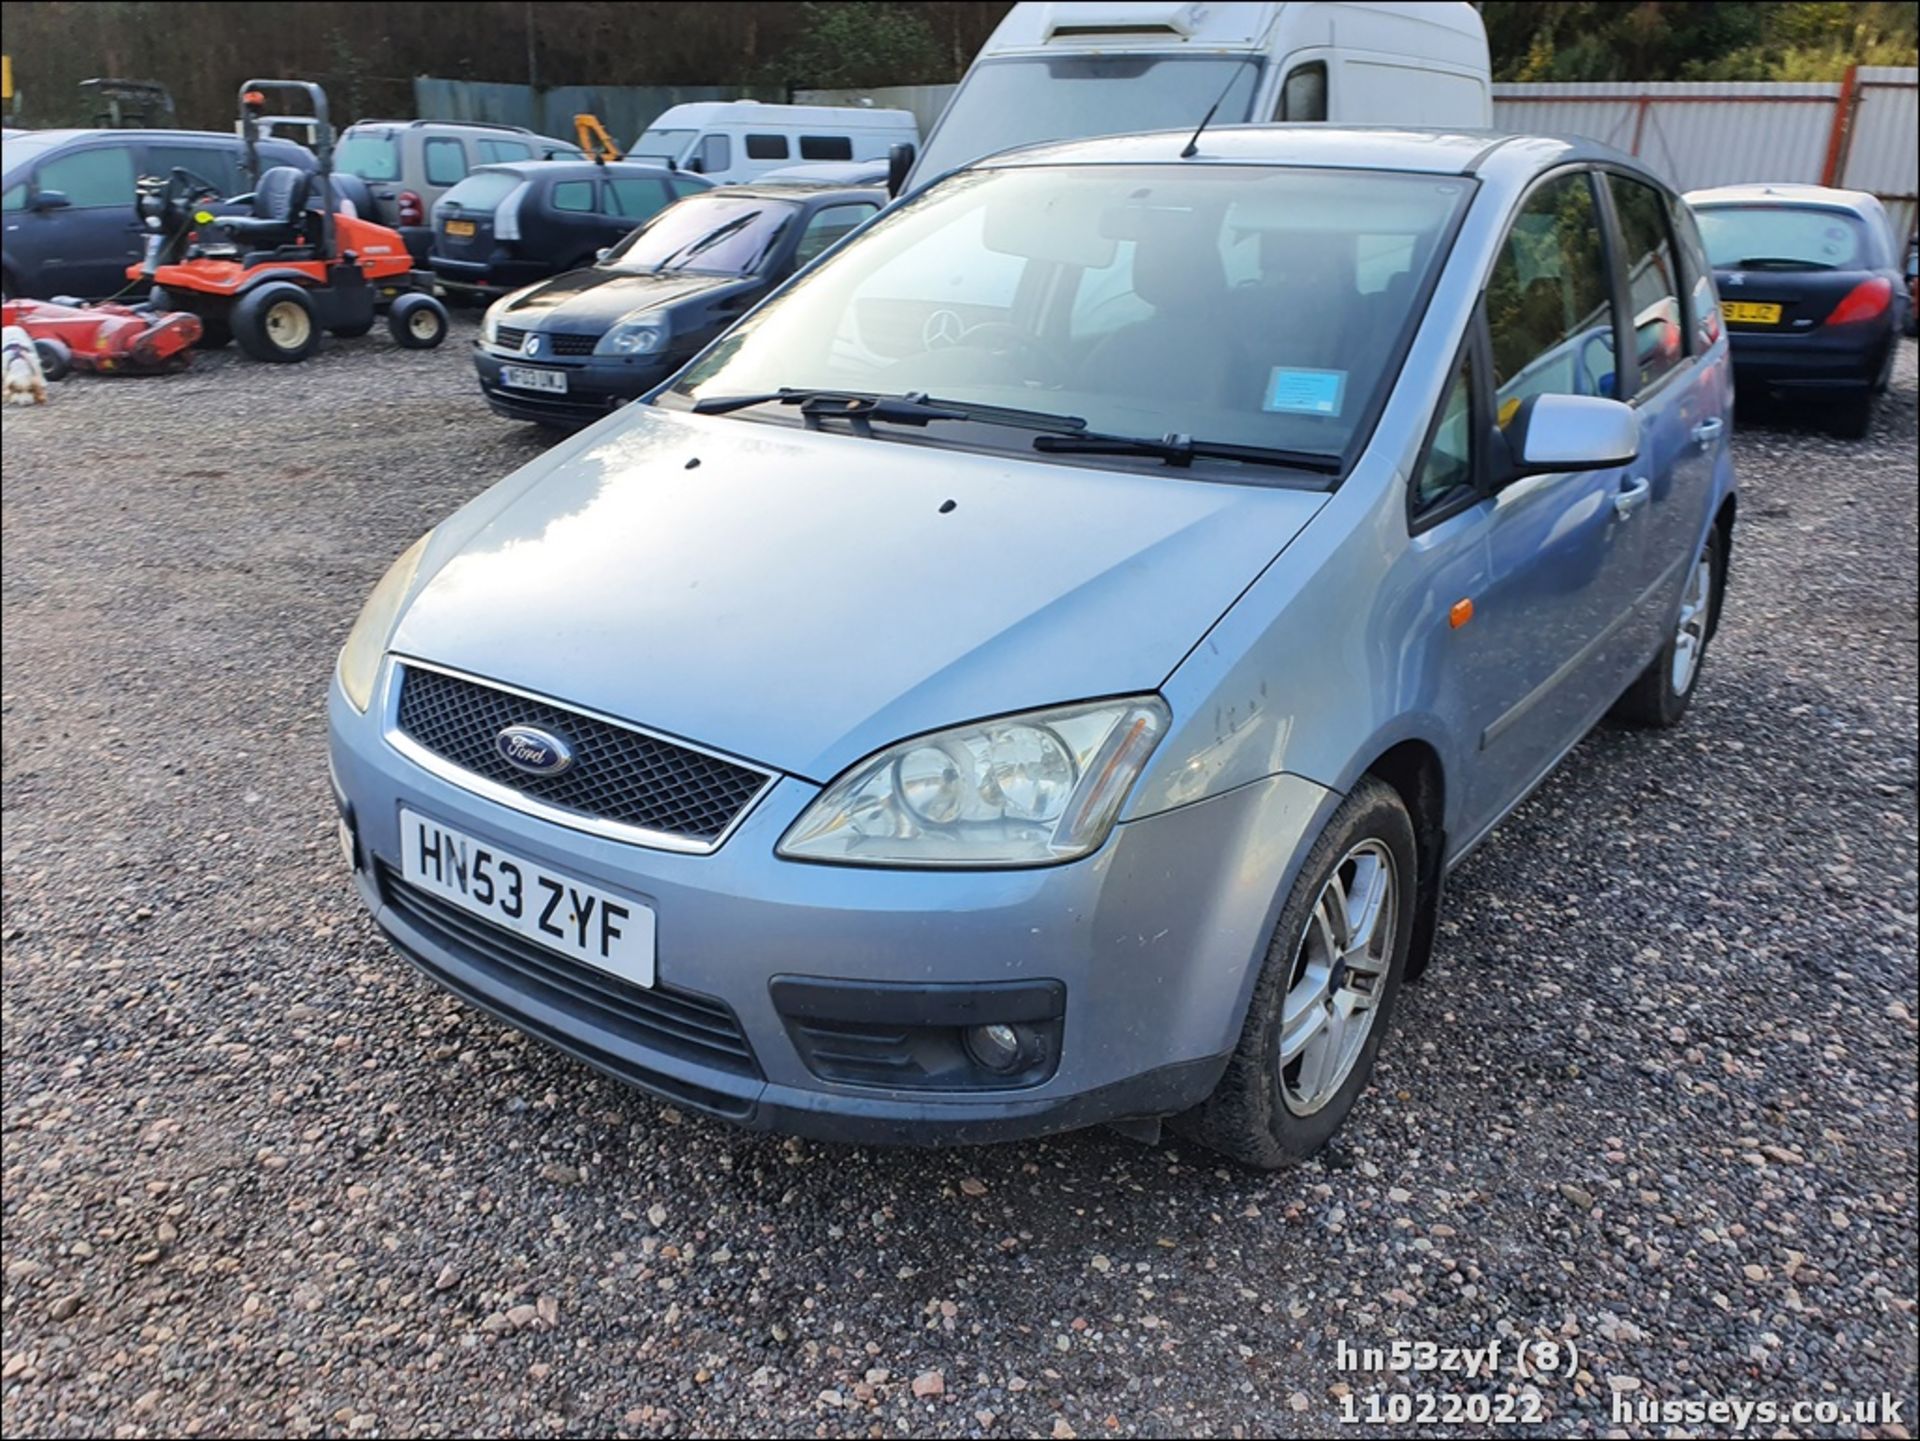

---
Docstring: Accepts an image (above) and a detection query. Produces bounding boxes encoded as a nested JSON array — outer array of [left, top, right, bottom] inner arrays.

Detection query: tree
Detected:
[[763, 2, 948, 90]]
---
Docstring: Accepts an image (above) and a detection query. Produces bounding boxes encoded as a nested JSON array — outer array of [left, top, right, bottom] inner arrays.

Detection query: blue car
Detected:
[[329, 127, 1736, 1167]]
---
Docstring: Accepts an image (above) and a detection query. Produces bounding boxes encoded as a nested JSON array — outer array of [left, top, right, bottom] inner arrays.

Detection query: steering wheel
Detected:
[[942, 320, 1072, 387]]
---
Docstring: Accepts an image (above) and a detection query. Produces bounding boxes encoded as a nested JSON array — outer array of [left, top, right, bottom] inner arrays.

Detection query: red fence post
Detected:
[[1820, 64, 1859, 185]]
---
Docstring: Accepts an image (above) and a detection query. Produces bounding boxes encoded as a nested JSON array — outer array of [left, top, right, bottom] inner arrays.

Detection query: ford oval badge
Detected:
[[496, 725, 573, 777]]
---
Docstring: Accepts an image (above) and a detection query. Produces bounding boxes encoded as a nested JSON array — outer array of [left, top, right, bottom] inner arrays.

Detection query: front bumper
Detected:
[[471, 340, 681, 427], [328, 668, 1331, 1144], [1726, 323, 1891, 397]]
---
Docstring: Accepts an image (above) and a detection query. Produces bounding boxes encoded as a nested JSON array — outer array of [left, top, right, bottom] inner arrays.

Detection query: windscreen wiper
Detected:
[[1732, 255, 1835, 271], [1033, 429, 1342, 476], [691, 388, 1087, 435]]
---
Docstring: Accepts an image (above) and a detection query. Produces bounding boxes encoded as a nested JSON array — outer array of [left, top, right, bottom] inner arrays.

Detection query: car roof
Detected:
[[715, 181, 888, 203], [5, 127, 300, 146], [468, 159, 684, 179], [973, 124, 1633, 179], [1683, 182, 1883, 217]]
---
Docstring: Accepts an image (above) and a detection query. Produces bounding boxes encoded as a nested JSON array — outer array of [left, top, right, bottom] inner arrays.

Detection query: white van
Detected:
[[907, 1, 1492, 189], [629, 101, 919, 186]]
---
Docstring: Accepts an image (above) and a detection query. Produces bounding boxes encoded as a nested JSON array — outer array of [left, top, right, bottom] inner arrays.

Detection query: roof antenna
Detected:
[[1180, 67, 1243, 159]]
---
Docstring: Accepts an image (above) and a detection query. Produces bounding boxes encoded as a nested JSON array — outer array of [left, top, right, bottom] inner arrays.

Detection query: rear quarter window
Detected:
[[477, 139, 533, 164]]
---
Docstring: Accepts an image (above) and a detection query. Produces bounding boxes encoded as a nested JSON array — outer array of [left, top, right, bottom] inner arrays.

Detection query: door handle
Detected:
[[1614, 475, 1652, 520], [1691, 417, 1724, 446]]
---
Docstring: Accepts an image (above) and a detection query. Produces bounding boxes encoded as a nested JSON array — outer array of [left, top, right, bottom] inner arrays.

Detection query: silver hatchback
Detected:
[[328, 127, 1736, 1167]]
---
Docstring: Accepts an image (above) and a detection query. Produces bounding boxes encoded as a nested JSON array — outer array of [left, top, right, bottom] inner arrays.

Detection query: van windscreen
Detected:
[[914, 56, 1260, 182]]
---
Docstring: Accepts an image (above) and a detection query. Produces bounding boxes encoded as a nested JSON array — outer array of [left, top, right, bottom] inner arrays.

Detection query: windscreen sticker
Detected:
[[1264, 367, 1348, 417]]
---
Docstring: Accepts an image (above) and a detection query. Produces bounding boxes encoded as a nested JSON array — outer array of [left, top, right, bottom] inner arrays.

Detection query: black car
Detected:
[[473, 181, 885, 427], [2, 128, 314, 298], [427, 160, 709, 296], [1685, 182, 1910, 437]]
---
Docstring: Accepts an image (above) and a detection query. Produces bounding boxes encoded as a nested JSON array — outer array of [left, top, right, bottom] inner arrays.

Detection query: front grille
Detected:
[[380, 863, 760, 1103], [395, 665, 769, 845], [490, 325, 597, 356]]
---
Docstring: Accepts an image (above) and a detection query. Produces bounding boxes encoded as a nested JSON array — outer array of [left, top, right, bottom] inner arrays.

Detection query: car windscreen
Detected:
[[629, 127, 695, 165], [438, 169, 526, 212], [672, 163, 1470, 463], [1693, 204, 1869, 270], [2, 133, 61, 181], [913, 57, 1261, 182], [601, 193, 801, 275], [336, 133, 400, 182]]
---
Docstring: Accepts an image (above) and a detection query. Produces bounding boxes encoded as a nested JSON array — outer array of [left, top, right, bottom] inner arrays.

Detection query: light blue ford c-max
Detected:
[[328, 127, 1736, 1168]]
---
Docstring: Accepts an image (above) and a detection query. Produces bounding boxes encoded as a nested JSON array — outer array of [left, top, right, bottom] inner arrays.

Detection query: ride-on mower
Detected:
[[131, 80, 449, 363]]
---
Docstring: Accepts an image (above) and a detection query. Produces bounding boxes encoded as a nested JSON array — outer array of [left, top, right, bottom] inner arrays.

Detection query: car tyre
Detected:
[[388, 293, 449, 350], [232, 283, 320, 363], [1613, 521, 1724, 728], [1833, 390, 1875, 439], [1176, 776, 1416, 1170], [32, 337, 73, 382]]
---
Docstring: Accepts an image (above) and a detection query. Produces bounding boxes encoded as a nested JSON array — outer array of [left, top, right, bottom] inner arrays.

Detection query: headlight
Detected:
[[778, 698, 1169, 867], [480, 299, 505, 346], [595, 316, 668, 356], [336, 533, 431, 712]]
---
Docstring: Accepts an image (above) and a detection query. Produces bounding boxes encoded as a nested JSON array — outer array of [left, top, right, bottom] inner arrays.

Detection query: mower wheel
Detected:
[[33, 338, 74, 382], [388, 293, 449, 350], [234, 283, 321, 363]]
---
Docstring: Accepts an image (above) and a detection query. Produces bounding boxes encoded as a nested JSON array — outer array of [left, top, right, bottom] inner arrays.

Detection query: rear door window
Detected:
[[744, 134, 790, 161], [36, 144, 137, 207], [550, 179, 597, 213], [423, 137, 468, 186], [142, 142, 239, 197], [1607, 174, 1688, 389]]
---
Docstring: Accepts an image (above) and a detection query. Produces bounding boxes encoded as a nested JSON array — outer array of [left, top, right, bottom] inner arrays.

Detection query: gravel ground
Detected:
[[3, 324, 1916, 1439]]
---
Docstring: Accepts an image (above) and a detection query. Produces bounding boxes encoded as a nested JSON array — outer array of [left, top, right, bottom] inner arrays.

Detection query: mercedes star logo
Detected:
[[922, 309, 966, 349]]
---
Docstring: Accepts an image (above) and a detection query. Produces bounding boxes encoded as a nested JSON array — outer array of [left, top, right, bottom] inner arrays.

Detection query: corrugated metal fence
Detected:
[[412, 77, 781, 148], [1492, 68, 1918, 240]]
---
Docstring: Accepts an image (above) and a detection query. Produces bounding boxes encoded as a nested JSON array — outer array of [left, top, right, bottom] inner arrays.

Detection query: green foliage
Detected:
[[768, 2, 948, 88], [1480, 1, 1919, 83]]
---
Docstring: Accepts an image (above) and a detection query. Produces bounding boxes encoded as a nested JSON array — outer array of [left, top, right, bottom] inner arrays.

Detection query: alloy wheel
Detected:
[[1278, 840, 1397, 1116], [1671, 551, 1713, 696]]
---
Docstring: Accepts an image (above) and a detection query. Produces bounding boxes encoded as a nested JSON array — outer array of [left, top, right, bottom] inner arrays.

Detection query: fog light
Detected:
[[964, 1022, 1026, 1073]]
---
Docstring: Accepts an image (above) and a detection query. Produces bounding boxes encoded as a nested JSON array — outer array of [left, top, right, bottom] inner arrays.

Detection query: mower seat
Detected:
[[217, 166, 314, 249]]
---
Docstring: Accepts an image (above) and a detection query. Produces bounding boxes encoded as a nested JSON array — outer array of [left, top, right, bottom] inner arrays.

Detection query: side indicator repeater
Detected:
[[1449, 598, 1475, 630]]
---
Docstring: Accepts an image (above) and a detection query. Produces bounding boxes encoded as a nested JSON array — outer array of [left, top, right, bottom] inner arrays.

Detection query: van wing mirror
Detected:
[[1498, 394, 1639, 484], [886, 142, 915, 199], [31, 189, 72, 211]]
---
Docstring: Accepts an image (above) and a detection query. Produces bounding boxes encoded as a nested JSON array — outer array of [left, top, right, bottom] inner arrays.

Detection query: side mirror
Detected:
[[1497, 394, 1639, 484], [31, 189, 72, 211], [886, 142, 915, 199], [595, 247, 611, 263], [683, 156, 704, 175]]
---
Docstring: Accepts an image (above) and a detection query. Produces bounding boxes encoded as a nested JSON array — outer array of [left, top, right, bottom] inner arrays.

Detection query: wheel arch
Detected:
[[1709, 490, 1736, 641], [1360, 738, 1448, 983]]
